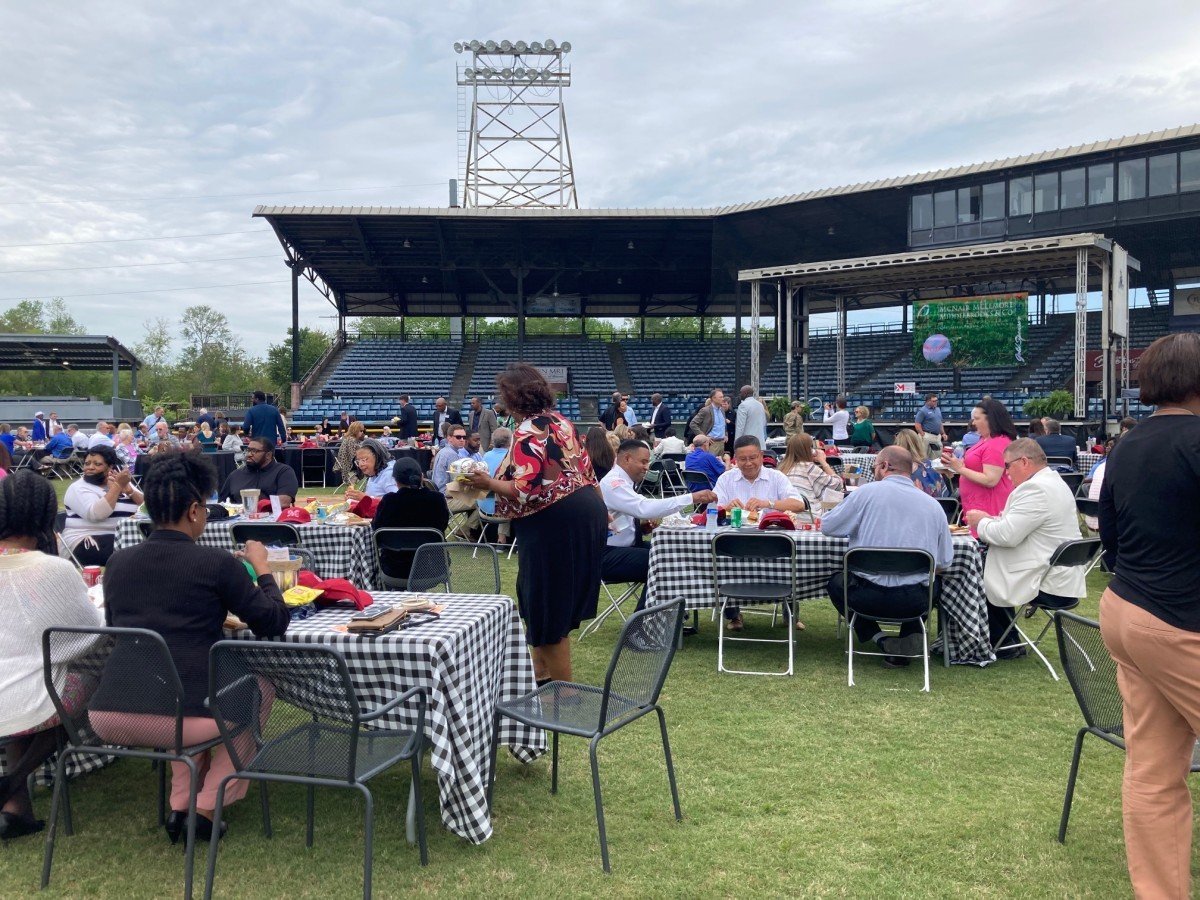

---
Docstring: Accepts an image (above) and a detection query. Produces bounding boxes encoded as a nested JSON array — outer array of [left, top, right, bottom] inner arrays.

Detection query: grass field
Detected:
[[1, 486, 1169, 897]]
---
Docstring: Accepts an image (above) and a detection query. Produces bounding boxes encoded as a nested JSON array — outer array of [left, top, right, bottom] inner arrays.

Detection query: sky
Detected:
[[2, 0, 1199, 358]]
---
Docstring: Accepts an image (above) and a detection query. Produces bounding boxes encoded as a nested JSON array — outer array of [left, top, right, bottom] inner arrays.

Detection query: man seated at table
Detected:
[[147, 420, 176, 448], [68, 423, 89, 452], [465, 431, 484, 463], [822, 445, 953, 667], [685, 434, 728, 488], [432, 425, 479, 534], [652, 431, 686, 459], [377, 426, 398, 449], [218, 436, 298, 508], [61, 444, 144, 566], [1033, 417, 1078, 465], [964, 438, 1086, 658], [87, 421, 114, 449], [713, 435, 807, 631], [38, 426, 76, 469], [13, 426, 35, 453], [601, 439, 716, 608]]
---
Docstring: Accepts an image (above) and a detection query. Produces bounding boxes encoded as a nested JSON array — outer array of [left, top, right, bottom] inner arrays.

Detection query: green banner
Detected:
[[912, 293, 1027, 369]]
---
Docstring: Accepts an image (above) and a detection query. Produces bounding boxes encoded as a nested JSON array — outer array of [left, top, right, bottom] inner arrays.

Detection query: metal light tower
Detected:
[[454, 39, 578, 208]]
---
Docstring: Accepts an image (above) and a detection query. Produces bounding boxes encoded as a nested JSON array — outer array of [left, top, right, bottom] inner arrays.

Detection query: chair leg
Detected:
[[410, 752, 428, 866], [655, 707, 682, 821], [921, 625, 931, 693], [157, 757, 167, 826], [204, 776, 233, 900], [259, 781, 272, 838], [486, 713, 500, 813], [847, 612, 857, 687], [182, 758, 199, 900], [40, 749, 71, 888], [551, 732, 560, 795], [357, 784, 374, 900], [588, 735, 611, 874], [1058, 728, 1088, 843], [306, 784, 315, 848]]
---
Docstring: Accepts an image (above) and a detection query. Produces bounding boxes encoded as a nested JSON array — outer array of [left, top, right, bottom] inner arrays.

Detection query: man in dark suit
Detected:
[[432, 397, 463, 448], [394, 394, 419, 447], [648, 392, 673, 438]]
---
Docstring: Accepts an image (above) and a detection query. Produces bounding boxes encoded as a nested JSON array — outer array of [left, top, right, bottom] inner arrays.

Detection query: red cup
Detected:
[[81, 566, 102, 587]]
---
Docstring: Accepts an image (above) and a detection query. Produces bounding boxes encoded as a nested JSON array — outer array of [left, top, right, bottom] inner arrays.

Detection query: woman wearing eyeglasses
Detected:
[[940, 398, 1016, 536]]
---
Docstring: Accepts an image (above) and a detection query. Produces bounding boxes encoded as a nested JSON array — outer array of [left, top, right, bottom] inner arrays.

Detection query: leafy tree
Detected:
[[265, 327, 332, 400], [133, 317, 174, 401], [353, 317, 405, 338]]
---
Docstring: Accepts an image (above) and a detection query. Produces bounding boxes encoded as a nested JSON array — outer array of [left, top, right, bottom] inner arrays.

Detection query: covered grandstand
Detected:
[[257, 124, 1200, 428]]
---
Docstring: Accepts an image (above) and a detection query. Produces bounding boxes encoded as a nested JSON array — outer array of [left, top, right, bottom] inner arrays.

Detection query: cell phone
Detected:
[[350, 602, 394, 622]]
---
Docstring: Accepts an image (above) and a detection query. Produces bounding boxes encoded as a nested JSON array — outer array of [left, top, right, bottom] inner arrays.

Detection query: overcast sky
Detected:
[[2, 0, 1199, 357]]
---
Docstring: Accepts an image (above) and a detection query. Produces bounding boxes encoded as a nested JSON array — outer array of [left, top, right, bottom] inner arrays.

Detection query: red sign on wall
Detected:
[[1085, 348, 1145, 383]]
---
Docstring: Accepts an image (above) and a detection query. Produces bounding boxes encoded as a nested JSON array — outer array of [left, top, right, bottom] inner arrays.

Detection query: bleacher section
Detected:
[[466, 339, 615, 399], [621, 339, 746, 397], [761, 331, 911, 400], [322, 340, 461, 398]]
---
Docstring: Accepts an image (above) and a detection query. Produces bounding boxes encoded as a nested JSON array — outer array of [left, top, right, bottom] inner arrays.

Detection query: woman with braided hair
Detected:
[[0, 471, 103, 840], [91, 450, 289, 843]]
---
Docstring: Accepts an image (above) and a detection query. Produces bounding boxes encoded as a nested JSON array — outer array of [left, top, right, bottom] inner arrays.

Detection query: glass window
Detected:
[[933, 190, 956, 227], [957, 186, 981, 223], [1119, 159, 1146, 200], [1060, 168, 1085, 209], [1148, 153, 1178, 196], [1009, 176, 1032, 216], [1182, 150, 1200, 193], [1034, 172, 1058, 213], [1088, 163, 1114, 204], [981, 182, 1004, 220], [911, 194, 933, 231]]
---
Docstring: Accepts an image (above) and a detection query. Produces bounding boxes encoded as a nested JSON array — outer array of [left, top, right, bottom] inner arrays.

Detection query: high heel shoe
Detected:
[[164, 810, 186, 845], [164, 811, 227, 844]]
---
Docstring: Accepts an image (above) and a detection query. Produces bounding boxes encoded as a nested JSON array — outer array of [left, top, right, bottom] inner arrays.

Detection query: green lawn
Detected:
[[8, 490, 1170, 897]]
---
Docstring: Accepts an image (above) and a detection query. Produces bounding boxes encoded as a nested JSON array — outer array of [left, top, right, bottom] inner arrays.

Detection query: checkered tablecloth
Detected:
[[116, 518, 380, 588], [230, 593, 543, 844], [832, 453, 877, 483], [1077, 451, 1104, 473], [645, 527, 993, 665]]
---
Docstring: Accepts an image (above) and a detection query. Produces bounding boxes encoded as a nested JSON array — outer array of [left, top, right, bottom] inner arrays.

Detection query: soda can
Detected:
[[81, 566, 102, 587], [731, 507, 743, 528]]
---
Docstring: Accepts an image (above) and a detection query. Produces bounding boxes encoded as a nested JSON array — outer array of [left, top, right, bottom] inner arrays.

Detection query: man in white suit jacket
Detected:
[[965, 438, 1086, 656]]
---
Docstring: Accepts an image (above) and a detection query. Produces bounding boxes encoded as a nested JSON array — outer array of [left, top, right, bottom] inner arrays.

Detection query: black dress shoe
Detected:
[[0, 811, 46, 841], [165, 810, 227, 844], [881, 655, 911, 668], [164, 810, 187, 845], [193, 815, 227, 843], [995, 646, 1028, 660]]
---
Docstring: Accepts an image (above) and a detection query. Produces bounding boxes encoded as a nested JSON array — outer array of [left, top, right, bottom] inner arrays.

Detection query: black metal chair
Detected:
[[52, 511, 84, 571], [372, 527, 446, 590], [993, 538, 1101, 680], [1057, 471, 1084, 496], [203, 641, 427, 899], [658, 458, 687, 496], [934, 496, 961, 526], [230, 522, 317, 571], [40, 626, 251, 900], [407, 542, 501, 595], [682, 470, 713, 492], [1046, 456, 1078, 471], [488, 597, 685, 873], [842, 548, 937, 692], [299, 448, 327, 487], [711, 532, 798, 676], [1054, 611, 1200, 843]]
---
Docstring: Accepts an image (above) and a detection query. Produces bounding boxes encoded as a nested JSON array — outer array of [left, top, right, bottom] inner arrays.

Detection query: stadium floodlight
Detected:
[[529, 40, 543, 51], [513, 67, 525, 78], [464, 67, 475, 78], [501, 67, 513, 78], [469, 40, 482, 51], [485, 40, 497, 51], [515, 40, 528, 52], [500, 40, 513, 51], [544, 39, 556, 51], [561, 41, 571, 53], [453, 42, 463, 53]]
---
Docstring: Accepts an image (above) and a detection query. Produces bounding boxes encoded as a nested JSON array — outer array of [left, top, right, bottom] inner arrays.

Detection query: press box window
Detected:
[[1147, 153, 1178, 196], [1060, 168, 1085, 209], [1009, 176, 1033, 216], [981, 182, 1004, 219], [1119, 159, 1146, 200], [1033, 172, 1058, 213], [1182, 150, 1200, 193], [933, 190, 956, 227], [911, 194, 933, 231], [957, 186, 981, 223], [1088, 163, 1114, 204]]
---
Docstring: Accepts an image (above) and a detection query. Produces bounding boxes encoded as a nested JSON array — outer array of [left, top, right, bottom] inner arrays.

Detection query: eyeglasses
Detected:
[[450, 434, 466, 441], [1003, 457, 1028, 470], [246, 447, 269, 456]]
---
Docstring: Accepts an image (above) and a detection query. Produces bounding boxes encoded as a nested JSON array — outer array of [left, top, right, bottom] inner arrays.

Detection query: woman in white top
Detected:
[[823, 397, 852, 446], [778, 433, 842, 507], [0, 471, 103, 840], [345, 439, 398, 501]]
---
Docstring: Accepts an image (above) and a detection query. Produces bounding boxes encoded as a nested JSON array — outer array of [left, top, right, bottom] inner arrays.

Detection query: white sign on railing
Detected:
[[893, 382, 917, 394]]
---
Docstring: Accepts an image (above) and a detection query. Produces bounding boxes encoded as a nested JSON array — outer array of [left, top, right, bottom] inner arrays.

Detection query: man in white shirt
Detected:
[[600, 440, 716, 598], [87, 421, 114, 449], [713, 435, 807, 631], [735, 385, 768, 446], [68, 424, 88, 451], [653, 432, 686, 458], [965, 438, 1086, 657]]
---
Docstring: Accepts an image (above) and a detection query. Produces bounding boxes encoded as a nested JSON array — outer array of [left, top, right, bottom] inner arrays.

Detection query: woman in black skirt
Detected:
[[467, 363, 606, 683]]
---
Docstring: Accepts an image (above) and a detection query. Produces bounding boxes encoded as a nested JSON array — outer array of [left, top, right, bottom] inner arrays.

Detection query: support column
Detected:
[[1073, 248, 1088, 418], [835, 296, 846, 398], [131, 364, 138, 399], [750, 279, 761, 393], [799, 288, 810, 404], [516, 269, 526, 359], [784, 282, 794, 402], [734, 282, 742, 388], [290, 261, 301, 411], [111, 350, 120, 405], [1100, 256, 1112, 423]]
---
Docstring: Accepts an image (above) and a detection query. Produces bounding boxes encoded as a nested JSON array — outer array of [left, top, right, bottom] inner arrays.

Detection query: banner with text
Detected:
[[912, 293, 1027, 369]]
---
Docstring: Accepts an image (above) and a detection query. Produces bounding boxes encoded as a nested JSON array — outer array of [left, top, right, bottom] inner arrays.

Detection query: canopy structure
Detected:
[[738, 233, 1141, 418]]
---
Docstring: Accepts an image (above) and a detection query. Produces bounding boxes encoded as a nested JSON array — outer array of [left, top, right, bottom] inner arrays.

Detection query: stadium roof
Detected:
[[0, 334, 140, 371]]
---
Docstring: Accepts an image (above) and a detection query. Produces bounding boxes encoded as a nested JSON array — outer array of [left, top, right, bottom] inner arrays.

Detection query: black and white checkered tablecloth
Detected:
[[645, 527, 993, 666], [230, 594, 542, 844], [1077, 451, 1103, 473], [116, 518, 380, 588], [833, 453, 876, 483]]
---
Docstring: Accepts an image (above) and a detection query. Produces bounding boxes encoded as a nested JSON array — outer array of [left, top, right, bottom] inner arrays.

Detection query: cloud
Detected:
[[0, 0, 1197, 355]]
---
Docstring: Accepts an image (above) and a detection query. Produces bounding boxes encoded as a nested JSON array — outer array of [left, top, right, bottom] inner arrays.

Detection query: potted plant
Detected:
[[1023, 390, 1074, 420]]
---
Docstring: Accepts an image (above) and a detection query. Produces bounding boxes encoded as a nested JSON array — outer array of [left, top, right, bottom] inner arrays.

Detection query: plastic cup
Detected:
[[81, 566, 102, 587], [240, 489, 261, 516]]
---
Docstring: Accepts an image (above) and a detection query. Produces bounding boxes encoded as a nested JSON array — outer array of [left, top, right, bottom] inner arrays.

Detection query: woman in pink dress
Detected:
[[941, 397, 1017, 535]]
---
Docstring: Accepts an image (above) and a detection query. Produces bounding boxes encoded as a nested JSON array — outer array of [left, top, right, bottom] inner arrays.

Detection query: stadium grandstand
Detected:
[[263, 124, 1200, 430]]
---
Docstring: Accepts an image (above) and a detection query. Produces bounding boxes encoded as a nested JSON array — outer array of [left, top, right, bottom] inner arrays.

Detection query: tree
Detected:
[[353, 317, 404, 338], [133, 317, 175, 402], [265, 327, 332, 400], [176, 305, 258, 396], [621, 315, 730, 337]]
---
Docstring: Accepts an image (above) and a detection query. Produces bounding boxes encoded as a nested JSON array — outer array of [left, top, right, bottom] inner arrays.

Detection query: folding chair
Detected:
[[203, 642, 427, 899], [659, 459, 688, 497], [1054, 611, 1200, 843], [300, 448, 327, 488], [992, 538, 1101, 680], [682, 470, 713, 493], [53, 512, 85, 571], [579, 581, 643, 642], [641, 460, 668, 498], [711, 532, 798, 676], [372, 527, 446, 590], [1057, 471, 1084, 496], [476, 510, 516, 559], [488, 598, 685, 873], [1046, 456, 1077, 471], [408, 542, 500, 594], [934, 496, 961, 526], [842, 548, 938, 693], [40, 627, 262, 900]]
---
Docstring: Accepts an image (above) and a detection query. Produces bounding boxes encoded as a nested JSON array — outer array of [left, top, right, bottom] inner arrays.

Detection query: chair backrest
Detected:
[[1075, 497, 1099, 518], [408, 542, 501, 594], [599, 597, 685, 725], [43, 626, 187, 752], [712, 531, 796, 592], [1048, 537, 1103, 569], [683, 470, 712, 491], [1058, 472, 1084, 496], [1046, 455, 1077, 470], [54, 511, 67, 534], [208, 641, 362, 780], [230, 522, 302, 547], [662, 452, 687, 463], [1055, 611, 1123, 738], [373, 526, 451, 584], [934, 496, 961, 525], [844, 547, 935, 579]]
